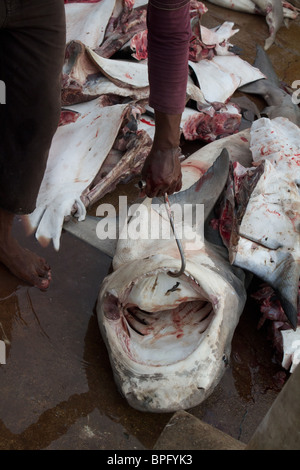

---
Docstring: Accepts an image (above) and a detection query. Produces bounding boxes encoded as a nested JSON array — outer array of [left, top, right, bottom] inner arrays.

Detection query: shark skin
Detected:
[[97, 151, 247, 412], [239, 45, 300, 126], [218, 117, 300, 330]]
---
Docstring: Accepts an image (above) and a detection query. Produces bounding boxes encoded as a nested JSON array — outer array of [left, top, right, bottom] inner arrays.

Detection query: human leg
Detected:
[[0, 207, 52, 289], [0, 0, 66, 287]]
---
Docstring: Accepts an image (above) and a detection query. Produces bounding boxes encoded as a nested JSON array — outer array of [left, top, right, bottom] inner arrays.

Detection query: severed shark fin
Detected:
[[159, 148, 230, 222], [238, 47, 300, 125], [252, 45, 280, 87], [238, 45, 279, 95], [269, 253, 299, 331]]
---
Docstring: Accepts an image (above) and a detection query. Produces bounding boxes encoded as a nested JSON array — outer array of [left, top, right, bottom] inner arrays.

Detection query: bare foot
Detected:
[[0, 208, 51, 290]]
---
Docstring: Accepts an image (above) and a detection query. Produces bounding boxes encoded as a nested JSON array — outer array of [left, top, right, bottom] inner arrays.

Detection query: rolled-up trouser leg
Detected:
[[0, 0, 66, 215], [147, 0, 191, 115]]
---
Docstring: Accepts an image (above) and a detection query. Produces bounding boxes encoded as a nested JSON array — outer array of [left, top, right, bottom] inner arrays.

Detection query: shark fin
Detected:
[[267, 253, 299, 330], [163, 148, 230, 221]]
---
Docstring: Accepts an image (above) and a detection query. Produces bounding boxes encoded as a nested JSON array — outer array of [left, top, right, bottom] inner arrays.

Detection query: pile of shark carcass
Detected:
[[28, 0, 300, 412]]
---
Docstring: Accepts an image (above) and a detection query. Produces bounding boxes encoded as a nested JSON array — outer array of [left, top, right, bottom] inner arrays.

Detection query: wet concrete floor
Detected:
[[0, 3, 299, 450]]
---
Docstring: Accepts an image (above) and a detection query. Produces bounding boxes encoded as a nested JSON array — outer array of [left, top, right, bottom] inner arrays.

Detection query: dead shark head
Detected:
[[97, 151, 247, 412]]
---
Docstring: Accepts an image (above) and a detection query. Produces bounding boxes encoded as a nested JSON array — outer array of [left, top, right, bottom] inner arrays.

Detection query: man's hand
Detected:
[[141, 146, 182, 198]]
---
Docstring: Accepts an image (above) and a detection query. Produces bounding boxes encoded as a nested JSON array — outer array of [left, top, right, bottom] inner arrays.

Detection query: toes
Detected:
[[25, 254, 52, 290], [34, 271, 51, 291], [35, 263, 52, 290], [36, 258, 51, 275], [36, 279, 51, 291]]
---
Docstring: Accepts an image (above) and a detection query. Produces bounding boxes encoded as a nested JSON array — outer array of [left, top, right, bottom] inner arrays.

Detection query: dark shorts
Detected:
[[147, 0, 191, 115], [0, 0, 66, 214]]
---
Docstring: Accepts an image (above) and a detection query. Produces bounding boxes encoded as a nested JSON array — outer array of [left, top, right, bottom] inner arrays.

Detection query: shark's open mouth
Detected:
[[104, 272, 215, 367]]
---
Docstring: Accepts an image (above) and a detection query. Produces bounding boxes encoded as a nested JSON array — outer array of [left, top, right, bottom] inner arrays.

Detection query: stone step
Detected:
[[154, 364, 300, 451], [153, 410, 245, 451]]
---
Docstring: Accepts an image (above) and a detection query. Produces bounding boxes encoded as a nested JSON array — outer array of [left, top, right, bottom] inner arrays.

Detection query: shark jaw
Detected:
[[97, 252, 246, 413]]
